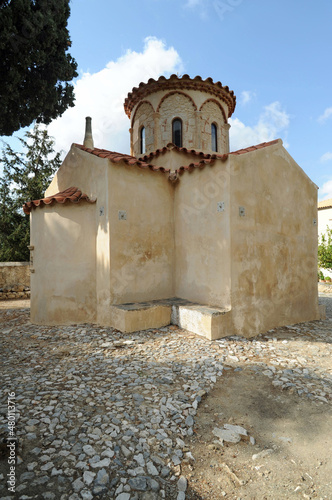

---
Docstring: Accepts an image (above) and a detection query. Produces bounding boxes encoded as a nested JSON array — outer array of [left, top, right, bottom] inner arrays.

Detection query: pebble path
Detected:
[[0, 296, 331, 499]]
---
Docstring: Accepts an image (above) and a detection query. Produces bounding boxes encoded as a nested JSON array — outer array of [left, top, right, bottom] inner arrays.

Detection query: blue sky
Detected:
[[3, 0, 332, 200]]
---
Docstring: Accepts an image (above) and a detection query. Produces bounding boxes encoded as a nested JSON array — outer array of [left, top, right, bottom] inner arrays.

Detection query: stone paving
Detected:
[[0, 297, 331, 500]]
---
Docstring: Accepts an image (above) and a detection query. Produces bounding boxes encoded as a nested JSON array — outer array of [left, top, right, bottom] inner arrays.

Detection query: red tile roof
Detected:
[[75, 144, 170, 173], [75, 140, 281, 181], [138, 143, 228, 162], [24, 140, 282, 213], [229, 139, 280, 156], [124, 74, 236, 118], [176, 159, 217, 173], [23, 187, 96, 215]]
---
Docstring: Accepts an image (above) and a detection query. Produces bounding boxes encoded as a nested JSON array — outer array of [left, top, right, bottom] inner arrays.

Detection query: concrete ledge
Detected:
[[110, 302, 172, 333], [110, 297, 231, 339], [0, 262, 29, 267], [173, 303, 231, 340]]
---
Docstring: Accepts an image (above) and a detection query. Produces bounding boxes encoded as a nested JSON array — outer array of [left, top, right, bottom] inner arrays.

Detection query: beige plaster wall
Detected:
[[30, 140, 319, 338], [37, 146, 175, 325], [45, 145, 108, 199], [30, 202, 97, 324], [44, 145, 112, 324], [229, 141, 320, 337], [174, 159, 231, 308], [107, 163, 174, 306]]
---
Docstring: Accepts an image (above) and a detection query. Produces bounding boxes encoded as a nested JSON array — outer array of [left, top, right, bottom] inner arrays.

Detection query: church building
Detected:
[[23, 74, 321, 339]]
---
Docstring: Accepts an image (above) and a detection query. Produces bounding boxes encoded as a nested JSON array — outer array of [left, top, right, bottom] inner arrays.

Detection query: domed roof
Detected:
[[124, 74, 236, 119]]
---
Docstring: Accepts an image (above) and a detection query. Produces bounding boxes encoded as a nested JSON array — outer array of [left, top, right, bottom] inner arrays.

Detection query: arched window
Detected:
[[140, 126, 146, 155], [172, 118, 182, 148], [211, 123, 218, 152]]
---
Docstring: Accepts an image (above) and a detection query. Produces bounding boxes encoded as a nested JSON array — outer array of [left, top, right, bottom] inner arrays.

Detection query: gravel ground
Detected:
[[318, 293, 332, 317], [0, 295, 331, 499]]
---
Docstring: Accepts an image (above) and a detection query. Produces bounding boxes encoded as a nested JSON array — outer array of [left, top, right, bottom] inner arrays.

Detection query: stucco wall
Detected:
[[45, 145, 108, 200], [229, 142, 320, 337], [30, 202, 97, 324], [108, 163, 174, 306], [174, 159, 231, 308], [30, 139, 320, 337]]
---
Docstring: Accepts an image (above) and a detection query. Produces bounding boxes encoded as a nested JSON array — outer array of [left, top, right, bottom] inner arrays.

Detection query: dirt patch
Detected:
[[1, 299, 331, 499], [182, 367, 332, 499]]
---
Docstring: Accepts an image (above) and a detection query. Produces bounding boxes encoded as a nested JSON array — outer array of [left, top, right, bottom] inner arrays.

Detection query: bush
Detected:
[[318, 227, 332, 272]]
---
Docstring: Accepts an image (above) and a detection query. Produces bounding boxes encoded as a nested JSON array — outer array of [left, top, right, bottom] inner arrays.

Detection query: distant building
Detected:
[[318, 198, 332, 279], [24, 75, 321, 339]]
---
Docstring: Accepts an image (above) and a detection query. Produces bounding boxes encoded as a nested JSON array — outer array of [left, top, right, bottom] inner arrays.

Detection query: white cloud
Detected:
[[47, 37, 183, 156], [185, 0, 202, 6], [318, 107, 332, 123], [183, 0, 208, 18], [240, 90, 255, 105], [229, 101, 290, 152], [320, 152, 332, 163], [319, 179, 332, 200]]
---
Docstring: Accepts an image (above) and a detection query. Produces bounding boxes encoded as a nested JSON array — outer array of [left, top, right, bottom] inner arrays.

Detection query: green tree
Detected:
[[318, 227, 332, 272], [0, 125, 61, 261], [0, 0, 77, 136]]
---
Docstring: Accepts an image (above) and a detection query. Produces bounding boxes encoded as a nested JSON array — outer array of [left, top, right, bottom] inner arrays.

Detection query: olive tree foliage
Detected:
[[0, 125, 61, 261], [318, 227, 332, 271], [0, 0, 77, 136]]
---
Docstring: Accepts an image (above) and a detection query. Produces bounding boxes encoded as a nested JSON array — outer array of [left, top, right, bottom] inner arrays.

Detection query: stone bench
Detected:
[[109, 297, 231, 340]]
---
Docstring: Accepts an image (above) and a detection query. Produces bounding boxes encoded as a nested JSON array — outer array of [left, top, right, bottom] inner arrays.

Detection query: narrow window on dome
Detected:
[[172, 118, 182, 148], [140, 126, 146, 155], [211, 123, 218, 152]]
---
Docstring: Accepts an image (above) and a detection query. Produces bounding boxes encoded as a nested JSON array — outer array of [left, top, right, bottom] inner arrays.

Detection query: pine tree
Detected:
[[0, 0, 77, 136], [0, 125, 61, 261]]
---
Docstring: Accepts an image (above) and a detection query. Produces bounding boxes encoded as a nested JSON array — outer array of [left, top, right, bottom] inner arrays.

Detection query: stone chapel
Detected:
[[23, 74, 321, 339]]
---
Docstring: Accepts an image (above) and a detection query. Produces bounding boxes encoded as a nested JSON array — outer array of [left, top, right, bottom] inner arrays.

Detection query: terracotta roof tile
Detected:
[[318, 198, 332, 210], [124, 74, 236, 118], [176, 159, 217, 173], [138, 143, 228, 162], [76, 140, 281, 183], [75, 144, 170, 173], [230, 139, 280, 156], [23, 187, 96, 215]]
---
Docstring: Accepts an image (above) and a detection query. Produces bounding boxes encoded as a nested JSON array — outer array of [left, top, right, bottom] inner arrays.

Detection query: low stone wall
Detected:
[[0, 262, 30, 300], [318, 282, 332, 294], [0, 285, 30, 300]]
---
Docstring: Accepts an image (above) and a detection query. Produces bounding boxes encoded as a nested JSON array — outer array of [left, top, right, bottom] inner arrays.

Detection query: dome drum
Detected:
[[125, 74, 236, 157]]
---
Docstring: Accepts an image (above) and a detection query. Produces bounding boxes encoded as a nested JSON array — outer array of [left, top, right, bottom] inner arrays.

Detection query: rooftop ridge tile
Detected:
[[229, 139, 280, 156], [23, 187, 96, 215], [75, 144, 171, 173]]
